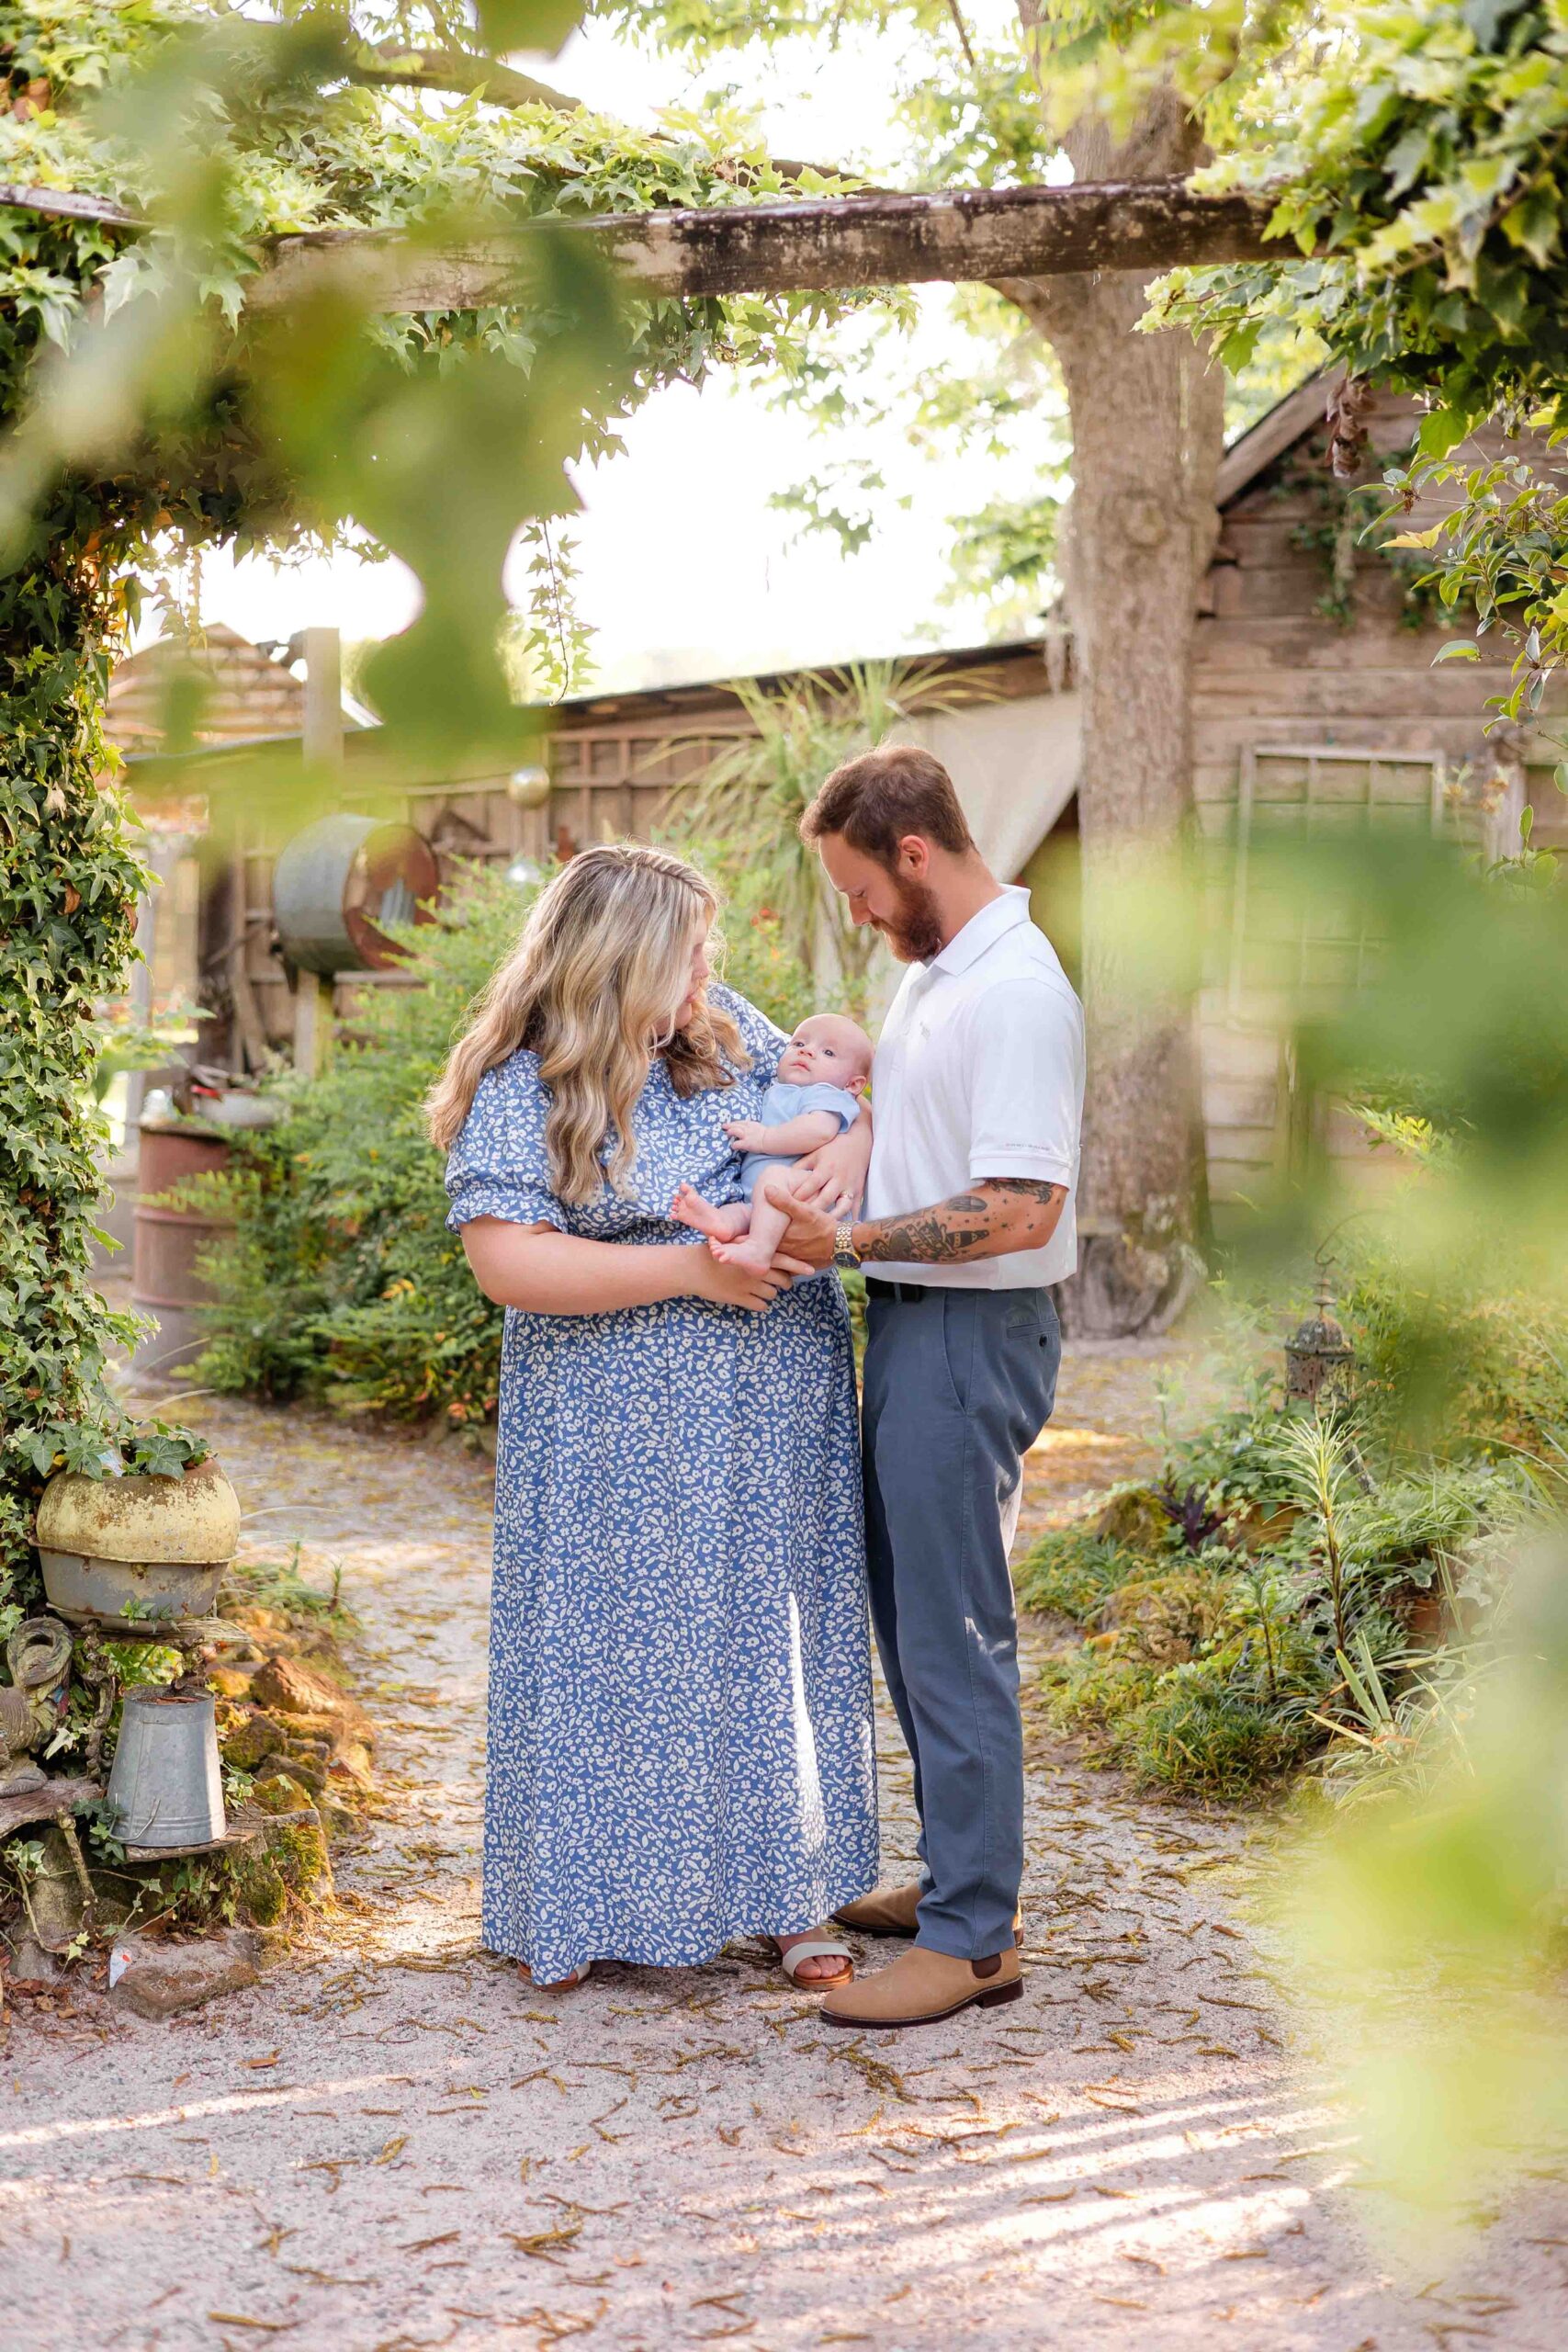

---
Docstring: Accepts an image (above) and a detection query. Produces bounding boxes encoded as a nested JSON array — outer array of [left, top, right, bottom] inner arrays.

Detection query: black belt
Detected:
[[864, 1276, 933, 1304]]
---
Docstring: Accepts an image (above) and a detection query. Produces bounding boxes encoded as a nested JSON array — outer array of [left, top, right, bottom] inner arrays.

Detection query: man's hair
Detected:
[[799, 742, 975, 865]]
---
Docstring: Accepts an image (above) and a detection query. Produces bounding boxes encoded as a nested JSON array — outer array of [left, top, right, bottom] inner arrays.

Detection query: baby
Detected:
[[672, 1012, 873, 1272]]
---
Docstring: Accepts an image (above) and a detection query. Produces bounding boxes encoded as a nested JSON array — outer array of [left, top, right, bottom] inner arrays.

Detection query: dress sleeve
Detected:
[[444, 1055, 569, 1235], [711, 983, 788, 1081]]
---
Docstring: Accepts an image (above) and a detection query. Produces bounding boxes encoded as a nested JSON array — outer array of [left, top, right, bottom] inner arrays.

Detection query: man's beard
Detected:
[[874, 873, 944, 964]]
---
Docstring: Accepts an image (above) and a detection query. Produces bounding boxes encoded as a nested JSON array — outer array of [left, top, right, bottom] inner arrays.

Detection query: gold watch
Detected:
[[832, 1219, 861, 1270]]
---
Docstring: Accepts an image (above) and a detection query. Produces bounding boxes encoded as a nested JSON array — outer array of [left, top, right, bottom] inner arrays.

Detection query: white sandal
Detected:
[[518, 1961, 592, 1991], [768, 1934, 854, 1988]]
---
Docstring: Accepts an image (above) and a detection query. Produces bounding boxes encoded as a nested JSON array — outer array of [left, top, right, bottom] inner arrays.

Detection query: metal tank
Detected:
[[132, 1119, 235, 1373], [272, 812, 439, 976]]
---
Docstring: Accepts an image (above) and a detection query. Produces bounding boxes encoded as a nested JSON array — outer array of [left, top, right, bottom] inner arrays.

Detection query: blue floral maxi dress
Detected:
[[444, 987, 878, 1982]]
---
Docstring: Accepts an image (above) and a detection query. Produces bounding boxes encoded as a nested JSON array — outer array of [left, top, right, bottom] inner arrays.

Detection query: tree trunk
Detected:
[[998, 84, 1224, 1337]]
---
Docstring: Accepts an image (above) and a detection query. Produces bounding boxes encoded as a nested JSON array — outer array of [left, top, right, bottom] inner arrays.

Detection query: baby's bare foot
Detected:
[[711, 1237, 773, 1271], [671, 1182, 720, 1237]]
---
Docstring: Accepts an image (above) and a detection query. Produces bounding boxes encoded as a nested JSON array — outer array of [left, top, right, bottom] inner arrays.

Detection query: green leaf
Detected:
[[473, 0, 585, 53], [1417, 409, 1472, 461], [1499, 186, 1562, 270], [1434, 639, 1482, 661]]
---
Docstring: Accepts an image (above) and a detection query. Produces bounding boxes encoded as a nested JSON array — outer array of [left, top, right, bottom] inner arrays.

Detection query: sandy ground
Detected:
[[5, 1345, 1568, 2351]]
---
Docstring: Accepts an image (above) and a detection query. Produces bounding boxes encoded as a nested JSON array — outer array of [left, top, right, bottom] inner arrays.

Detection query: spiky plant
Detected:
[[672, 658, 999, 1021]]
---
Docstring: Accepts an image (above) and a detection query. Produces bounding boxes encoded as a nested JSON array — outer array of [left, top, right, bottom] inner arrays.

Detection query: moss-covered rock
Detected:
[[1100, 1567, 1235, 1666], [218, 1707, 287, 1771], [252, 1653, 373, 1740], [231, 1849, 288, 1927], [251, 1769, 317, 1815], [267, 1815, 333, 1903], [327, 1737, 375, 1793], [209, 1666, 258, 1700], [1087, 1483, 1173, 1552], [225, 1605, 293, 1638]]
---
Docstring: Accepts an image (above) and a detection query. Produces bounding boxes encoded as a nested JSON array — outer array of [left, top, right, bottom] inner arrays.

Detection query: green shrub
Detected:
[[1019, 1384, 1511, 1804], [1129, 1670, 1314, 1801], [1338, 1243, 1568, 1459], [1015, 1528, 1145, 1623], [1037, 1645, 1163, 1746], [1167, 1402, 1302, 1510]]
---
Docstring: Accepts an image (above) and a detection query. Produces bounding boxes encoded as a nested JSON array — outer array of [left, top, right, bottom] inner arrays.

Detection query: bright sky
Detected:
[[180, 17, 1061, 692]]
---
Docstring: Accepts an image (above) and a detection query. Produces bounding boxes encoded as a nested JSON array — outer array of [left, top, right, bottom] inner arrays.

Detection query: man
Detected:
[[786, 743, 1085, 2030]]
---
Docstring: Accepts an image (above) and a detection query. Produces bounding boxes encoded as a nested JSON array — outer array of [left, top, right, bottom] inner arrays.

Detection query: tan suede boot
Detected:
[[834, 1882, 923, 1936], [835, 1882, 1025, 1947], [819, 1943, 1022, 2030]]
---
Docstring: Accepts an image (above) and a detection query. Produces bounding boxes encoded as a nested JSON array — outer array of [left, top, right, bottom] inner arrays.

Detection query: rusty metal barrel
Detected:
[[272, 813, 439, 976], [132, 1122, 234, 1374]]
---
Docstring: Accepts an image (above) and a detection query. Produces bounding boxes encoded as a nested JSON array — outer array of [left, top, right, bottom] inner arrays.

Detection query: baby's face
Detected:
[[776, 1015, 873, 1091]]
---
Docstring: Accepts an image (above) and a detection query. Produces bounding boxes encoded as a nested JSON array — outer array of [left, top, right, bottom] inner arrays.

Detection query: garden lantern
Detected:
[[1284, 1273, 1355, 1408]]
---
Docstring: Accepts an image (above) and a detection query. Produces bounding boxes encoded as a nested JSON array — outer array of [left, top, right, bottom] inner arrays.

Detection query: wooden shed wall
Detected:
[[1191, 390, 1563, 1209]]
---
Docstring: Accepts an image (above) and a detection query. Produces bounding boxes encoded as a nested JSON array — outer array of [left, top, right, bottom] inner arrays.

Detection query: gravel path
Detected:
[[5, 1349, 1567, 2350]]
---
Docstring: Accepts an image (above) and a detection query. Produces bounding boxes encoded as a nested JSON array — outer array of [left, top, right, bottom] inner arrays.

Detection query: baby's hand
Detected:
[[723, 1118, 767, 1153]]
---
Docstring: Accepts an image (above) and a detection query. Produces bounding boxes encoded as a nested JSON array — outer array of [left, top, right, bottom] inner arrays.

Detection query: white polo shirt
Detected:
[[864, 885, 1085, 1290]]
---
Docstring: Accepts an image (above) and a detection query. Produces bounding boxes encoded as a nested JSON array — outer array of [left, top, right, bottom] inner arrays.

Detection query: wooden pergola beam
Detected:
[[251, 178, 1284, 311], [0, 175, 1287, 301]]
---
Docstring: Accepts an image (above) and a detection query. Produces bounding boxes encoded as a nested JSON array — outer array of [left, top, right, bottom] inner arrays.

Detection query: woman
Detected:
[[428, 843, 878, 1991]]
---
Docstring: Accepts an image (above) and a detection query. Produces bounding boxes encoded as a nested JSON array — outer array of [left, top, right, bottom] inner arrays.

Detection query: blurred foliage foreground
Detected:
[[1014, 820, 1568, 2233]]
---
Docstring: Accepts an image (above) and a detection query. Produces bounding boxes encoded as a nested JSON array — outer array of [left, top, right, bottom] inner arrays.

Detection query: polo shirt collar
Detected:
[[928, 884, 1031, 977]]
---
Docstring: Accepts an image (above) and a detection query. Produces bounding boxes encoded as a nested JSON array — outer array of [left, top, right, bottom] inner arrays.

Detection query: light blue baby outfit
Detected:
[[739, 1079, 862, 1199]]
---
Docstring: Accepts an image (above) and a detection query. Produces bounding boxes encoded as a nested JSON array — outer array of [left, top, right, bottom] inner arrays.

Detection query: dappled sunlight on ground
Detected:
[[5, 1351, 1568, 2347]]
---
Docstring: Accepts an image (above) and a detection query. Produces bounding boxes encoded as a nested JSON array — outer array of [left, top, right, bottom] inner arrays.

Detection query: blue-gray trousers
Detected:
[[862, 1280, 1061, 1959]]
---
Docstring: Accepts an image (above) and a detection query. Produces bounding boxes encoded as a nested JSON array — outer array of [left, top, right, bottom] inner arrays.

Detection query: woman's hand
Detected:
[[795, 1112, 873, 1217], [687, 1247, 798, 1315]]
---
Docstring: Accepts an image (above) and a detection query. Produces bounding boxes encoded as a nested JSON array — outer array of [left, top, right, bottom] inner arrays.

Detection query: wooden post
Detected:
[[293, 966, 323, 1075], [302, 626, 344, 776], [227, 844, 269, 1075], [294, 628, 343, 1076], [1484, 727, 1529, 863]]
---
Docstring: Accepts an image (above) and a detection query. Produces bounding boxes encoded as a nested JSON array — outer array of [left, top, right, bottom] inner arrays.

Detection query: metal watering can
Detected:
[[106, 1687, 225, 1851]]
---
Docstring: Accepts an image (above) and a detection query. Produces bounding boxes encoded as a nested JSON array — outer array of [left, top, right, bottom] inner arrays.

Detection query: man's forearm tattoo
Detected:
[[858, 1178, 1067, 1265]]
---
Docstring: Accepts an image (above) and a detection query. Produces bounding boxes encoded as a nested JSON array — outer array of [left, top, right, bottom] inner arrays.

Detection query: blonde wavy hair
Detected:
[[425, 843, 747, 1204]]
